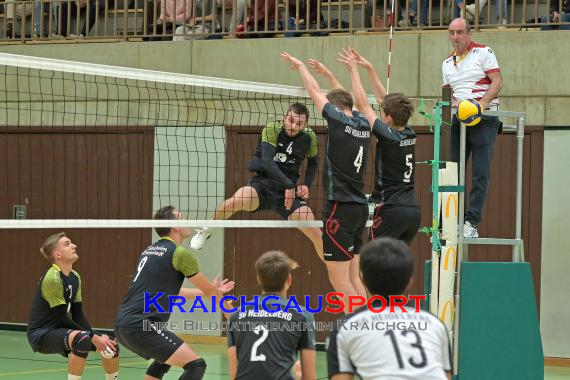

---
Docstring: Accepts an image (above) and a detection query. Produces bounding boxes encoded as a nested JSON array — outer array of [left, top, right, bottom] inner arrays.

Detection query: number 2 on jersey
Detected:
[[250, 324, 269, 361], [133, 256, 148, 282], [354, 146, 364, 174]]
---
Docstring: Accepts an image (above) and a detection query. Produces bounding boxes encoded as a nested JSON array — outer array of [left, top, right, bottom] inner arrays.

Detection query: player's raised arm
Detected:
[[338, 48, 377, 128], [349, 48, 386, 105], [307, 59, 344, 91], [281, 52, 328, 113]]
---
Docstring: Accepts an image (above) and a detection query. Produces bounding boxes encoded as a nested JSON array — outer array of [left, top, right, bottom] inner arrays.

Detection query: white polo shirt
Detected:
[[442, 41, 501, 107]]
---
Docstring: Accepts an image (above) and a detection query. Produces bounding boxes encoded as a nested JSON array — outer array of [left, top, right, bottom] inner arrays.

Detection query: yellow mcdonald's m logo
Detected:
[[445, 194, 458, 218], [443, 246, 457, 270], [440, 300, 454, 323]]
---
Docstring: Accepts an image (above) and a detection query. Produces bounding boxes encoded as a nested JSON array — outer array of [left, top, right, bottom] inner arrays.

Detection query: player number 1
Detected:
[[354, 146, 364, 174], [133, 256, 148, 282]]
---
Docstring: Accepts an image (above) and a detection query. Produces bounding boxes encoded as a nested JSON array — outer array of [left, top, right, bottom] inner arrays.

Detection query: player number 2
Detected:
[[385, 329, 428, 369], [404, 154, 413, 183], [133, 257, 148, 282], [354, 146, 364, 174], [250, 324, 269, 362]]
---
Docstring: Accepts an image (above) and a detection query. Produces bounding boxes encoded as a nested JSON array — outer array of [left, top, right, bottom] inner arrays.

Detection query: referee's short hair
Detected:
[[255, 250, 299, 292], [360, 238, 414, 299]]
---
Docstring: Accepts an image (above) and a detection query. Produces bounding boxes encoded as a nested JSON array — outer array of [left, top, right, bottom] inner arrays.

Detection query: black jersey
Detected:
[[27, 265, 82, 332], [369, 119, 418, 206], [115, 238, 199, 326], [322, 103, 371, 204], [227, 295, 316, 380], [249, 121, 318, 184]]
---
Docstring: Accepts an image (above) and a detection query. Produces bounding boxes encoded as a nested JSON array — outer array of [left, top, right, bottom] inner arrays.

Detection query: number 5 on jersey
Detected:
[[404, 154, 413, 183]]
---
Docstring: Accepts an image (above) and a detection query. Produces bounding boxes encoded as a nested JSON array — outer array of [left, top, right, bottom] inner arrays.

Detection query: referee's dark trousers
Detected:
[[451, 114, 501, 225]]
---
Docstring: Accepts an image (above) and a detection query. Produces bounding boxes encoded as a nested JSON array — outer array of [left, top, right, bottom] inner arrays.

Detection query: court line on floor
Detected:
[[0, 360, 149, 377]]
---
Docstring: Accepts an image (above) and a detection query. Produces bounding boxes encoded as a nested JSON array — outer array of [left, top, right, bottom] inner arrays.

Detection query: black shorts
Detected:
[[248, 176, 307, 219], [27, 328, 96, 357], [115, 322, 184, 364], [322, 201, 369, 261], [369, 203, 421, 244]]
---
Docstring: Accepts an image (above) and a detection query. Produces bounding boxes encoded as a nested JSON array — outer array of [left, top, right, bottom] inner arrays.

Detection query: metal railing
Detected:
[[0, 0, 567, 41]]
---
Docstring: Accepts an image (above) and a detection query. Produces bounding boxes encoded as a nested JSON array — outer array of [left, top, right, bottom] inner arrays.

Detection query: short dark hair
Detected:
[[287, 103, 310, 120], [326, 89, 354, 111], [255, 250, 299, 292], [381, 93, 414, 127], [153, 205, 177, 237], [40, 232, 66, 263], [360, 238, 414, 299]]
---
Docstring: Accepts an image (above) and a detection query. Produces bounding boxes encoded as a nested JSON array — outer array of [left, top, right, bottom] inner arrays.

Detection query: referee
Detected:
[[443, 18, 504, 238]]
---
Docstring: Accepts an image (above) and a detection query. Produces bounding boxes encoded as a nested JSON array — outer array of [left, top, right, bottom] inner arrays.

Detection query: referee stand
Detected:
[[424, 96, 544, 379]]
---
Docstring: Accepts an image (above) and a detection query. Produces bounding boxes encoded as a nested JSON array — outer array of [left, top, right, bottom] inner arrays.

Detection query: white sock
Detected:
[[105, 371, 119, 380], [68, 375, 81, 380]]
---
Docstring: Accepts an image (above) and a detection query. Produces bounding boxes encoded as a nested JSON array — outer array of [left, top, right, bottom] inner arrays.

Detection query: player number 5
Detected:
[[404, 154, 413, 183], [133, 256, 148, 282], [354, 146, 364, 174]]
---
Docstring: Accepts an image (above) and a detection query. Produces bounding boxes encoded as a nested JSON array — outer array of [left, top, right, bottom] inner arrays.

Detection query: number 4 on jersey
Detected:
[[354, 146, 364, 174]]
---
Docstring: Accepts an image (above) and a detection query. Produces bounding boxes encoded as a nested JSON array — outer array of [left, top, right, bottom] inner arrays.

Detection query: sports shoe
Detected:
[[190, 227, 211, 250], [463, 221, 479, 238]]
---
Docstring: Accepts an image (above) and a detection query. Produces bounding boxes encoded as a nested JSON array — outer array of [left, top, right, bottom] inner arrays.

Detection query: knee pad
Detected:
[[71, 331, 92, 358], [179, 358, 207, 380], [146, 360, 171, 379]]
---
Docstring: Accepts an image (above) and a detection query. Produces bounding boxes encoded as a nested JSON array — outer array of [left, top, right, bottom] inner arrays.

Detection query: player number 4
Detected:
[[250, 324, 269, 362], [286, 142, 293, 155], [354, 146, 364, 174], [133, 256, 148, 282]]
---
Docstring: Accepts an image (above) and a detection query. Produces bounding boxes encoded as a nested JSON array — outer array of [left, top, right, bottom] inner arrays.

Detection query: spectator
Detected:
[[4, 0, 32, 37], [59, 0, 112, 37], [541, 0, 570, 30], [284, 0, 327, 37], [146, 0, 192, 40], [398, 0, 428, 27], [465, 0, 509, 25], [236, 0, 282, 37], [173, 0, 222, 40], [217, 0, 249, 32], [365, 0, 392, 29], [31, 0, 59, 37]]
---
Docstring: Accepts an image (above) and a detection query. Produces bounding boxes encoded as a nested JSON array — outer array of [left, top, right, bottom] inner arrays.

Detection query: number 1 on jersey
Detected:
[[354, 146, 364, 174]]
